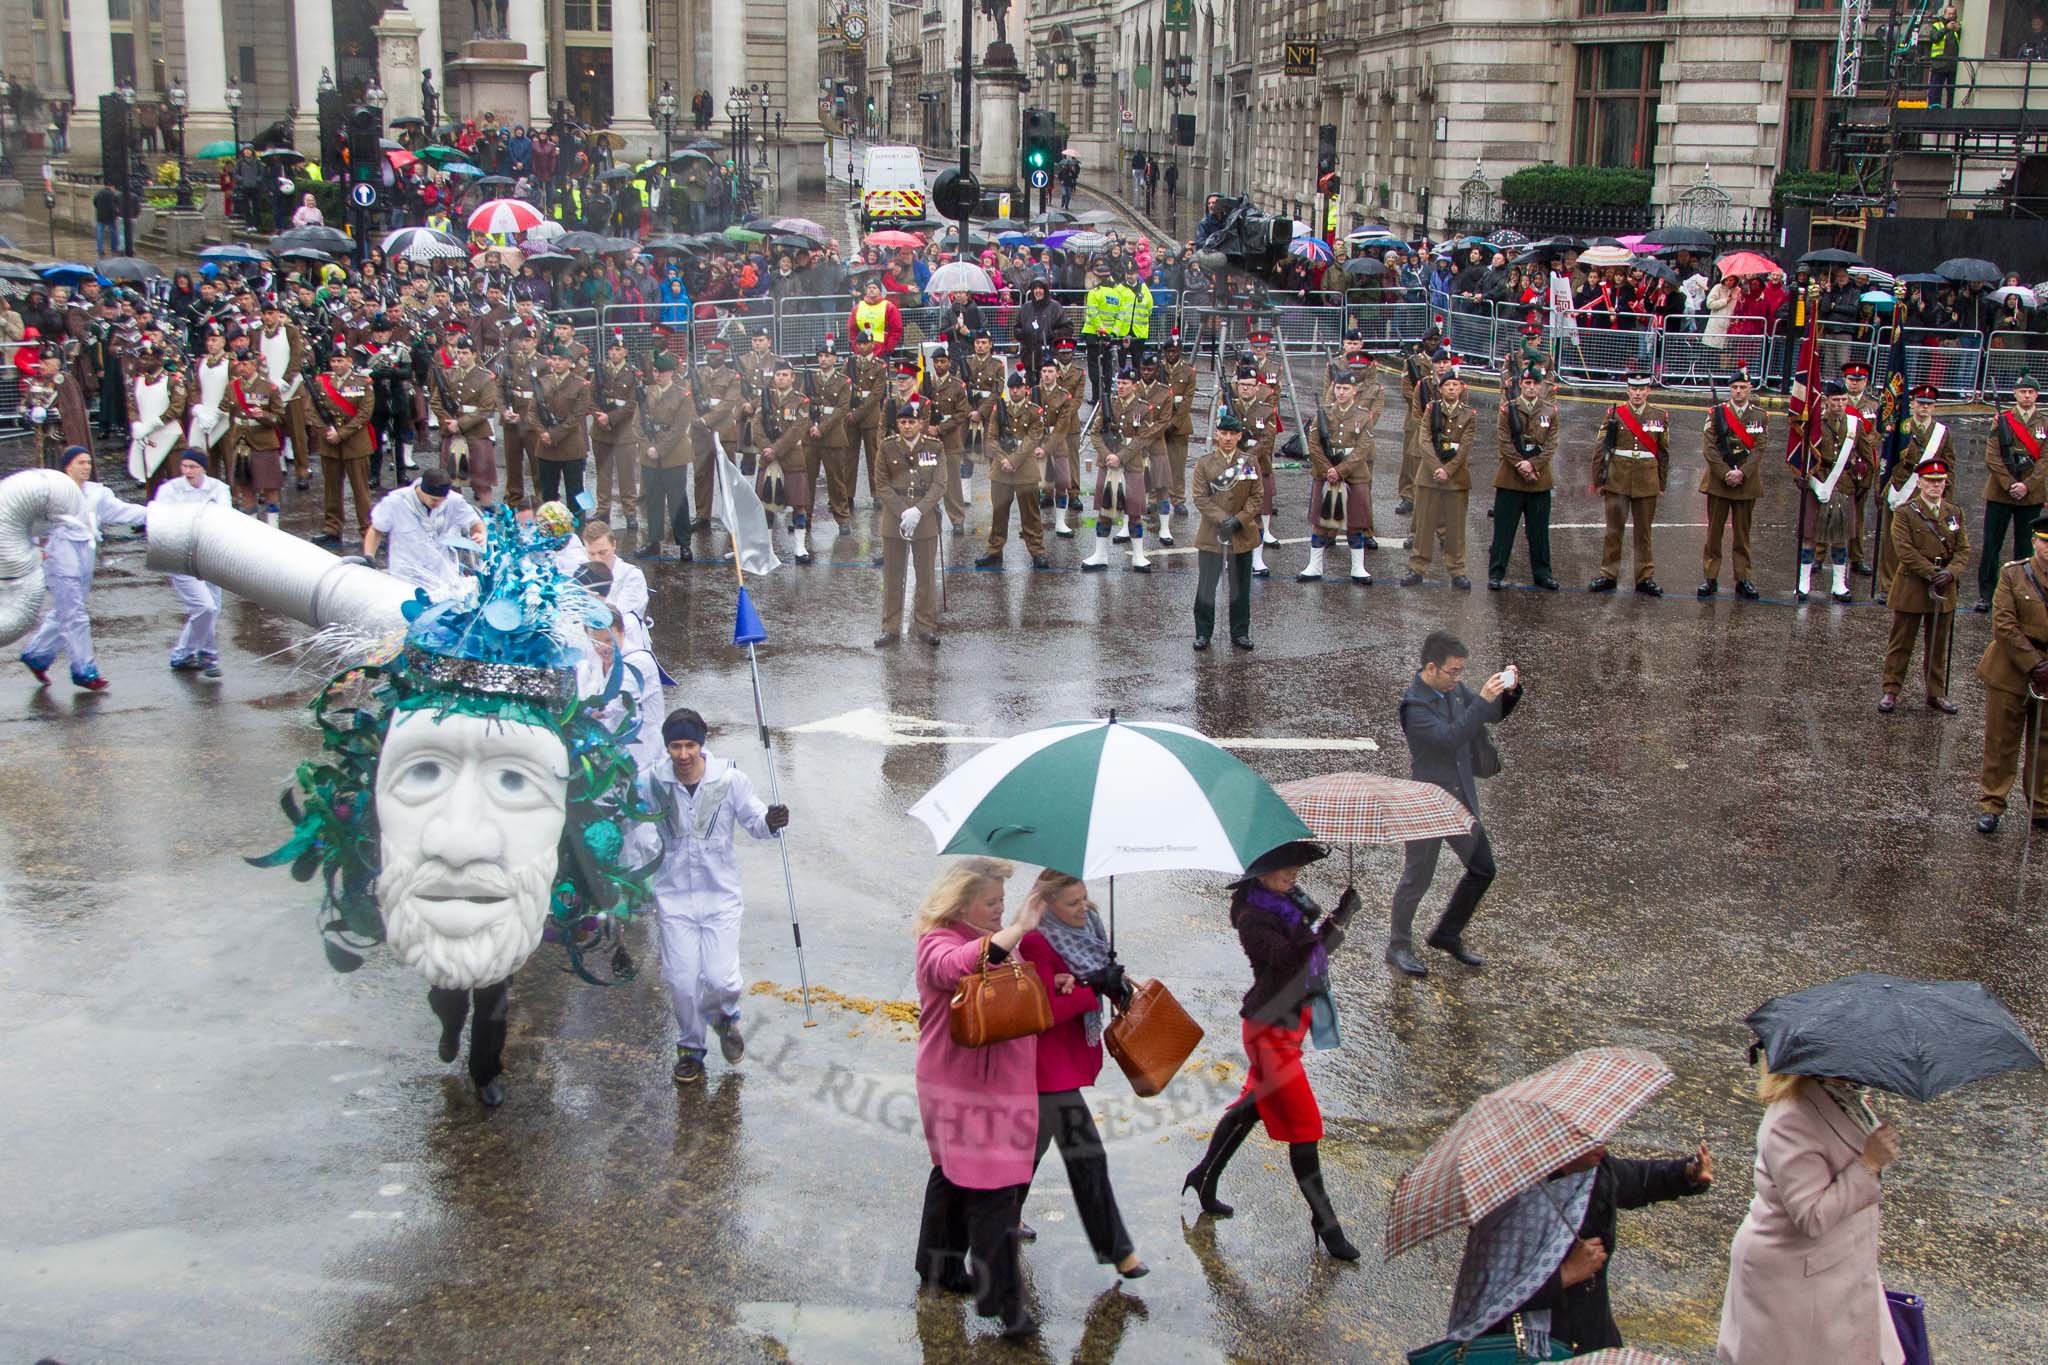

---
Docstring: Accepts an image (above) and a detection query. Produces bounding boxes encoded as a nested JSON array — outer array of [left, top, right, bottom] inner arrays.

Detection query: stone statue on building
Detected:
[[422, 70, 439, 129], [979, 0, 1009, 48], [470, 0, 508, 40]]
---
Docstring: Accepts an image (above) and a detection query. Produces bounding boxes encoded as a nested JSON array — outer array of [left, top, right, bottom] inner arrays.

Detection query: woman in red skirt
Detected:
[[1181, 840, 1361, 1259]]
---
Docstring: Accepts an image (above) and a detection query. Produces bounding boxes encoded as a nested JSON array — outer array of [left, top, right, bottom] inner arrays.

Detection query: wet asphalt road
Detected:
[[3, 372, 2047, 1365]]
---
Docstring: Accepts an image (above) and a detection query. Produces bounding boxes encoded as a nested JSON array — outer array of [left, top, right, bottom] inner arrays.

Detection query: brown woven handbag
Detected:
[[1104, 978, 1205, 1097], [948, 938, 1054, 1048]]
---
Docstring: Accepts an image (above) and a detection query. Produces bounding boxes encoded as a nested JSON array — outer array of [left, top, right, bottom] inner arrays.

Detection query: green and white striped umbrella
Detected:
[[908, 717, 1313, 880]]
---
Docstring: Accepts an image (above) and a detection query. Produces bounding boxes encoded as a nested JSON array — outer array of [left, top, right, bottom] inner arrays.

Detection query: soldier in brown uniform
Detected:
[[1590, 372, 1671, 596], [1877, 385, 1951, 599], [1224, 366, 1283, 576], [498, 327, 545, 506], [1974, 524, 2048, 835], [1398, 339, 1452, 515], [1134, 353, 1180, 545], [532, 343, 594, 507], [587, 334, 642, 527], [1158, 332, 1198, 516], [1696, 367, 1769, 600], [224, 348, 287, 524], [846, 332, 890, 509], [922, 348, 973, 534], [810, 337, 859, 529], [690, 341, 746, 529], [976, 370, 1050, 569], [1975, 375, 2048, 613], [126, 342, 190, 500], [1037, 359, 1081, 538], [308, 344, 376, 545], [960, 330, 1005, 479], [1191, 412, 1261, 652], [634, 350, 697, 561], [1300, 364, 1378, 585], [1488, 368, 1560, 591], [25, 345, 94, 469], [1081, 367, 1168, 573], [255, 296, 312, 488], [549, 317, 592, 378], [876, 401, 945, 647], [432, 334, 503, 508], [736, 327, 778, 415], [749, 358, 816, 563], [1880, 457, 1968, 715], [1795, 380, 1875, 604], [1842, 360, 1880, 577], [1400, 369, 1476, 589]]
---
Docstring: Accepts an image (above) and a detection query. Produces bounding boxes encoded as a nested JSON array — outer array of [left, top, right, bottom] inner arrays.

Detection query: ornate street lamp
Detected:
[[224, 77, 243, 153], [0, 74, 15, 180], [169, 76, 191, 209], [726, 87, 747, 178], [655, 79, 678, 163], [756, 84, 771, 167]]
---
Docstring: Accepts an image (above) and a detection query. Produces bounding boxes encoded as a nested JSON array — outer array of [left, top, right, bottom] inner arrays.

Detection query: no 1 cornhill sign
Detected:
[[1284, 39, 1318, 78]]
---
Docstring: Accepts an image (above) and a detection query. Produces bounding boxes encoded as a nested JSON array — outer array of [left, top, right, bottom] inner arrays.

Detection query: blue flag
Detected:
[[733, 585, 767, 647]]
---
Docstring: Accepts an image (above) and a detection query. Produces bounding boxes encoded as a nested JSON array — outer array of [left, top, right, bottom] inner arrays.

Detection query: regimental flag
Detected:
[[1784, 299, 1824, 480], [713, 434, 782, 577], [1877, 317, 1911, 486]]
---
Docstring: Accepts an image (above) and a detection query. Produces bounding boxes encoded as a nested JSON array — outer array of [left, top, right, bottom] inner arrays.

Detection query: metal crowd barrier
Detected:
[[0, 372, 22, 435], [1658, 330, 1770, 391], [1978, 333, 2048, 400], [1552, 314, 1663, 389]]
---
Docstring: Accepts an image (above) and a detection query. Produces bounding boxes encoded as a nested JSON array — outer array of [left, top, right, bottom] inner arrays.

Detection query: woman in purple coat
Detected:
[[912, 856, 1045, 1339]]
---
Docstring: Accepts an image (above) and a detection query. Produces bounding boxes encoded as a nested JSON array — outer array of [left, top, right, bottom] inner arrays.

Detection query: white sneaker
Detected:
[[1297, 544, 1325, 581]]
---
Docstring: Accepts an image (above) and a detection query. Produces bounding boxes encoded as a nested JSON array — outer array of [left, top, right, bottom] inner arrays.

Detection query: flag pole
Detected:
[[719, 450, 815, 1025]]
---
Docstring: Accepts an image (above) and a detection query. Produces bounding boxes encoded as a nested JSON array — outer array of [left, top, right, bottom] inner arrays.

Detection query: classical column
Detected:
[[780, 0, 826, 190], [64, 0, 117, 164], [607, 0, 655, 156], [709, 0, 745, 127], [374, 3, 426, 122], [506, 0, 549, 119], [292, 0, 337, 112]]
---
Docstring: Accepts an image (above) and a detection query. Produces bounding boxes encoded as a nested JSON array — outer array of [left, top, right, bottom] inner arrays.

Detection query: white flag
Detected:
[[713, 435, 782, 576]]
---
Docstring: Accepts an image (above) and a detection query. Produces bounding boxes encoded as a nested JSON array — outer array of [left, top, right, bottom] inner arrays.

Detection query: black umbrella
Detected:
[[680, 136, 724, 152], [476, 175, 516, 189], [388, 115, 427, 129], [1797, 247, 1865, 268], [1747, 973, 2042, 1102], [1341, 256, 1388, 278], [278, 247, 334, 263], [271, 225, 356, 254], [1936, 256, 2002, 285], [0, 233, 17, 251], [642, 234, 696, 253], [769, 231, 823, 250], [671, 148, 716, 165], [95, 256, 164, 282], [1641, 225, 1715, 249], [259, 147, 306, 161], [0, 261, 41, 285], [1636, 259, 1680, 285], [554, 230, 610, 253], [1898, 272, 1948, 287], [1030, 210, 1078, 226], [597, 166, 635, 182]]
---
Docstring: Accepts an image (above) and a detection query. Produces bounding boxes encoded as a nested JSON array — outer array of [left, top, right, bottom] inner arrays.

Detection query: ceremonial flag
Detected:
[[713, 435, 781, 577], [1877, 313, 1910, 486], [1784, 297, 1823, 479]]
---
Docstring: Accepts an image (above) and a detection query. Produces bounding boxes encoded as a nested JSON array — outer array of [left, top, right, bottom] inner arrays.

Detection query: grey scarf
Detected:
[[1038, 905, 1114, 1046]]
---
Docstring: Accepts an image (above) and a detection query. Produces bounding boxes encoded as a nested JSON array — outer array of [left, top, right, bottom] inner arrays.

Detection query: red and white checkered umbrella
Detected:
[[1386, 1047, 1674, 1258], [467, 197, 545, 236], [1575, 1351, 1684, 1365], [1274, 771, 1475, 846]]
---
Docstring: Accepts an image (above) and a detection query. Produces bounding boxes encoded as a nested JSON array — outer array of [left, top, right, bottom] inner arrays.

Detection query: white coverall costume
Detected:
[[19, 481, 147, 684], [150, 471, 233, 666], [368, 482, 484, 592], [638, 754, 775, 1059]]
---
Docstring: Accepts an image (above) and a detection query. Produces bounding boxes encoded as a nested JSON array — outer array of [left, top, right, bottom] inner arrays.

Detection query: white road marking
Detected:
[[348, 1210, 405, 1221], [1550, 522, 1709, 529], [328, 1068, 385, 1083], [789, 707, 1377, 751]]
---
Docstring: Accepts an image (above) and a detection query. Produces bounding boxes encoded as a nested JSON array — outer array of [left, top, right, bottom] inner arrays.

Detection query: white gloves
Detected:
[[129, 420, 145, 439], [28, 406, 47, 425], [900, 506, 922, 539]]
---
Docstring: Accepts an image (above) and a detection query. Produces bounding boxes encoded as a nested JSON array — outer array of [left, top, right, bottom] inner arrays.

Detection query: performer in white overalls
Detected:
[[150, 448, 234, 677], [19, 446, 148, 690]]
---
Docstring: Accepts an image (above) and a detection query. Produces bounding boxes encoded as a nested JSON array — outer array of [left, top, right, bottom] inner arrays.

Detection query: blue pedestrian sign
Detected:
[[1029, 168, 1050, 189], [350, 182, 378, 208]]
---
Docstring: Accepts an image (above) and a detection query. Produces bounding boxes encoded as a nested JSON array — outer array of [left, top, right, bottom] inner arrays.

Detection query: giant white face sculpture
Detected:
[[375, 709, 570, 990]]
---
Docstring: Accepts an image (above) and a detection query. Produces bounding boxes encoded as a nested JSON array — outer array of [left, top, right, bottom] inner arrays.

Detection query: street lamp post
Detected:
[[117, 77, 139, 255], [726, 88, 748, 216], [757, 86, 771, 168], [169, 77, 191, 210], [0, 74, 16, 181], [224, 78, 243, 223], [363, 77, 386, 255], [656, 80, 678, 164]]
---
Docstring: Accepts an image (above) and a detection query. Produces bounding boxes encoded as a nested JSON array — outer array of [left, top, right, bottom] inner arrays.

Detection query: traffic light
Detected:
[[1316, 122, 1338, 178], [348, 105, 383, 184], [1021, 106, 1059, 177]]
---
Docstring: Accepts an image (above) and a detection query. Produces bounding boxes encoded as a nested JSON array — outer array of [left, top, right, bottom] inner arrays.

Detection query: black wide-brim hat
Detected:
[[1228, 840, 1331, 887]]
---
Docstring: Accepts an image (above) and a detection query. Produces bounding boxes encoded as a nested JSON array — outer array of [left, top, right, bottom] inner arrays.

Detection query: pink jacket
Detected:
[[1716, 1091, 1904, 1365], [1017, 930, 1105, 1093], [1730, 288, 1771, 338], [914, 924, 1040, 1189]]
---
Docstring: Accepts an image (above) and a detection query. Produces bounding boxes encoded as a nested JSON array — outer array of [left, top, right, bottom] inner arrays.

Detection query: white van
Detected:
[[860, 145, 928, 229]]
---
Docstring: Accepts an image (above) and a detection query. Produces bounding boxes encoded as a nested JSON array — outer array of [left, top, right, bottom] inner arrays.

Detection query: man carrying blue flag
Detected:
[[637, 707, 791, 1085]]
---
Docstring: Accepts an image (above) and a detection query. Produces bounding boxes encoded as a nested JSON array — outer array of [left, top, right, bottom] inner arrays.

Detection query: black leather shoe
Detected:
[[1588, 576, 1618, 592], [1192, 636, 1210, 651], [873, 634, 900, 648], [311, 533, 343, 548], [1698, 579, 1718, 598], [1735, 580, 1761, 600], [973, 552, 1002, 568], [1978, 813, 2001, 835], [1427, 934, 1486, 967], [1398, 571, 1423, 587], [1031, 554, 1051, 569], [1394, 497, 1413, 515], [690, 518, 710, 532], [1929, 695, 1959, 715], [1487, 577, 1504, 591], [678, 544, 693, 562], [1230, 636, 1254, 651], [438, 1022, 461, 1064], [478, 1079, 506, 1107], [1853, 562, 1875, 577], [921, 632, 941, 647], [1361, 536, 1378, 550], [1976, 597, 1992, 613], [1451, 575, 1472, 591], [1385, 944, 1428, 977], [1534, 576, 1560, 591], [1830, 590, 1854, 604], [1635, 580, 1663, 597]]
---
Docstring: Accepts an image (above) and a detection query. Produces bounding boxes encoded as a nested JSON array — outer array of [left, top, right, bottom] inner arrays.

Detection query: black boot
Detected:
[[1181, 1097, 1258, 1217], [1291, 1143, 1360, 1260]]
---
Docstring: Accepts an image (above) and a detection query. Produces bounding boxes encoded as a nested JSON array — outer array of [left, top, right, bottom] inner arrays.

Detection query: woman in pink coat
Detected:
[[1716, 1071, 1905, 1365], [912, 856, 1044, 1339]]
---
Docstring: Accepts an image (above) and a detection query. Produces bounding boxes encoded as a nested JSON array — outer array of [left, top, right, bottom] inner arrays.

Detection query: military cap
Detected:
[[1823, 378, 1847, 396], [1915, 456, 1951, 478], [1214, 411, 1245, 433], [652, 351, 678, 372], [1910, 383, 1939, 400]]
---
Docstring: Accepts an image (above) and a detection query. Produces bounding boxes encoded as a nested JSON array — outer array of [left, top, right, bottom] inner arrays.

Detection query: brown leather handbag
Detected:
[[948, 938, 1053, 1048], [1105, 978, 1205, 1097]]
